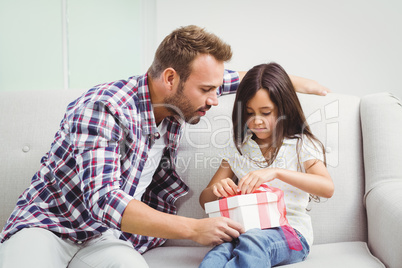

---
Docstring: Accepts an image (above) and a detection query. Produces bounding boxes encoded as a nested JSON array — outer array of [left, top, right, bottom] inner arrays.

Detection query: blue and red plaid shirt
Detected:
[[0, 70, 239, 253]]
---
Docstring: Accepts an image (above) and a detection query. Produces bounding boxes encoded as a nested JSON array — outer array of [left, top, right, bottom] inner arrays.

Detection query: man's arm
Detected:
[[289, 74, 330, 96], [237, 71, 329, 96], [238, 71, 247, 82], [120, 199, 244, 246]]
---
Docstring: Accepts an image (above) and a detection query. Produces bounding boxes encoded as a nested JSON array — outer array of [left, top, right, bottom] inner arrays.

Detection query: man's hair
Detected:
[[148, 25, 232, 82]]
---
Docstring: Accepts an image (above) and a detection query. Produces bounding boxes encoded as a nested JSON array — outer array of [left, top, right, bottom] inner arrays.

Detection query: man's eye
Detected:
[[202, 87, 218, 93]]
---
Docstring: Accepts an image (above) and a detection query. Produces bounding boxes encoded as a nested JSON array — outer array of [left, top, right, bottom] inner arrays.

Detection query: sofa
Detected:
[[0, 89, 401, 268]]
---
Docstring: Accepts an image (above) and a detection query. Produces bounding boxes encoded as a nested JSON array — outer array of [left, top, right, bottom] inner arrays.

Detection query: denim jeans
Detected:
[[199, 227, 310, 268]]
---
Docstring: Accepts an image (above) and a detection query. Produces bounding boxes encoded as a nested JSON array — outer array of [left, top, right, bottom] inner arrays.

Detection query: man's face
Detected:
[[164, 54, 224, 124]]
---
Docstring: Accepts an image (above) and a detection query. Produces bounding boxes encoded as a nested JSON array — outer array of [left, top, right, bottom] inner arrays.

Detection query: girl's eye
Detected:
[[246, 112, 270, 116]]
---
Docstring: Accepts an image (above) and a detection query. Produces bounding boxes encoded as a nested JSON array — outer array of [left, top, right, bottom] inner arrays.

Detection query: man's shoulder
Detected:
[[78, 75, 147, 106]]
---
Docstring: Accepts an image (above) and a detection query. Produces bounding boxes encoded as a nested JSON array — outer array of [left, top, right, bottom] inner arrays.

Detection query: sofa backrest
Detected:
[[0, 90, 366, 246], [0, 89, 83, 232]]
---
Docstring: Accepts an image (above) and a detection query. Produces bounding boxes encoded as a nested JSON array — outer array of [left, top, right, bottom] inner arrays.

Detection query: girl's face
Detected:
[[245, 89, 278, 144]]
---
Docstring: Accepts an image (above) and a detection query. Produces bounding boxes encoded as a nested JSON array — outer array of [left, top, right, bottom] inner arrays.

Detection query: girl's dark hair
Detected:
[[231, 62, 326, 202]]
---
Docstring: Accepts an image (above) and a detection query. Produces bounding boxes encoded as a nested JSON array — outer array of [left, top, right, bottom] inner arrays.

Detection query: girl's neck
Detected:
[[253, 136, 282, 165], [254, 136, 273, 147]]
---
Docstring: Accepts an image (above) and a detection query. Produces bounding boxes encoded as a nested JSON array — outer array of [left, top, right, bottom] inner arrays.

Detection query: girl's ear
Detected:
[[161, 68, 177, 91]]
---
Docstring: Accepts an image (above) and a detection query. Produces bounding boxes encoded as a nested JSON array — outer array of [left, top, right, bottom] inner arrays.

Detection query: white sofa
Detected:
[[0, 89, 401, 267]]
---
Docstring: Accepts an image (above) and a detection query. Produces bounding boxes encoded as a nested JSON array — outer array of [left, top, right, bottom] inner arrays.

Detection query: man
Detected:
[[0, 25, 328, 267]]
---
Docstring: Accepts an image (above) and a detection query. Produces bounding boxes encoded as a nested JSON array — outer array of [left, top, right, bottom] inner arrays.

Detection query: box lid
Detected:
[[204, 192, 278, 214]]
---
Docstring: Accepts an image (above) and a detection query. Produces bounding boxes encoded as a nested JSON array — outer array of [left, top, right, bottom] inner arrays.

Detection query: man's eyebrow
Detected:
[[200, 84, 219, 89]]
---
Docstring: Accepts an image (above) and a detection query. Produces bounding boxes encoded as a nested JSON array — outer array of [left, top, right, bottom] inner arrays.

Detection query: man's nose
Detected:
[[206, 91, 219, 106]]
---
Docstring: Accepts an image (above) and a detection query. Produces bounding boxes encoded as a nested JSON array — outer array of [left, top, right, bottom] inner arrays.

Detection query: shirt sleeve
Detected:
[[69, 101, 134, 230], [217, 69, 240, 96], [219, 144, 231, 163], [218, 138, 248, 179], [300, 136, 325, 163]]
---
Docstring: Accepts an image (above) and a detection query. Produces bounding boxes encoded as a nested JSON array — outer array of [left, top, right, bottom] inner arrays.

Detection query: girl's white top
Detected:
[[221, 134, 324, 246]]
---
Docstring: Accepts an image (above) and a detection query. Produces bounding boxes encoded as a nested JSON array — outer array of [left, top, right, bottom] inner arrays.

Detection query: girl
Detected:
[[199, 63, 334, 268]]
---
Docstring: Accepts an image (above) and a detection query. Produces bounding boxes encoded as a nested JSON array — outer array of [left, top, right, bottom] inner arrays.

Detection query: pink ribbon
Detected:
[[218, 198, 230, 218]]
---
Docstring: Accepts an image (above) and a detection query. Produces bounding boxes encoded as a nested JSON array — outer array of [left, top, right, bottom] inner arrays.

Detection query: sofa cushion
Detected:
[[143, 242, 384, 268]]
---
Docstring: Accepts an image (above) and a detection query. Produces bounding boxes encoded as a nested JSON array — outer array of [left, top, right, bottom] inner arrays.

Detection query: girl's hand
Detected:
[[211, 178, 239, 198], [238, 168, 279, 194]]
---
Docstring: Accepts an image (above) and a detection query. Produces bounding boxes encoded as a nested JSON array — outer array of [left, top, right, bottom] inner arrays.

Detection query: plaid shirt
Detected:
[[0, 70, 239, 253]]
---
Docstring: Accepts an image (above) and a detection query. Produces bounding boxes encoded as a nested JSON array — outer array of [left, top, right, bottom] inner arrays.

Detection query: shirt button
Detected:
[[155, 133, 160, 139], [77, 241, 83, 244], [326, 147, 332, 153], [22, 145, 30, 153]]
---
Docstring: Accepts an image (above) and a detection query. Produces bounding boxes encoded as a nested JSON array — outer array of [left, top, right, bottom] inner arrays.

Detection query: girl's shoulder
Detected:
[[283, 134, 322, 147], [222, 134, 259, 158], [280, 134, 324, 162], [297, 134, 325, 162]]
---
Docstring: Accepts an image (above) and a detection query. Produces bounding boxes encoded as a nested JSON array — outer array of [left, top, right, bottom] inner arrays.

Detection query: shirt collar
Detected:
[[157, 118, 168, 137], [242, 132, 299, 147], [135, 73, 159, 137], [135, 73, 185, 140]]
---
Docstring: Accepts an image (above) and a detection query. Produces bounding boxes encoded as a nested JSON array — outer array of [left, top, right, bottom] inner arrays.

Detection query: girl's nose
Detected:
[[254, 116, 264, 125]]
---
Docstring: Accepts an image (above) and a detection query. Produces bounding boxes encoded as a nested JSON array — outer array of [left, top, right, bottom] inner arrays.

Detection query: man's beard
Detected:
[[163, 82, 209, 124]]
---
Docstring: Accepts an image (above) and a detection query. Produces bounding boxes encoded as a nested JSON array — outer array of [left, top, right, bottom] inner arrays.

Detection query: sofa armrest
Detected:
[[361, 92, 402, 268], [365, 182, 402, 268]]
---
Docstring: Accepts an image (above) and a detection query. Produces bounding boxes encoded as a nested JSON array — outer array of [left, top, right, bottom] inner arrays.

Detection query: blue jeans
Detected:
[[199, 227, 310, 268]]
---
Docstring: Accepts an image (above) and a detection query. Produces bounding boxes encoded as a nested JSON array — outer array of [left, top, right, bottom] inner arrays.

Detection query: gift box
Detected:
[[204, 185, 287, 231]]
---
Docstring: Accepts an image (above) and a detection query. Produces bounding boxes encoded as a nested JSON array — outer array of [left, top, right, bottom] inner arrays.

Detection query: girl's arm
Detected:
[[199, 159, 237, 209], [238, 160, 334, 198], [277, 160, 334, 198]]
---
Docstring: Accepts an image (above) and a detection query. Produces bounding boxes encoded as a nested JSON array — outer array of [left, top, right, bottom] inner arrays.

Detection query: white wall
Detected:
[[1, 0, 401, 99], [153, 0, 402, 98], [67, 0, 143, 90], [0, 0, 143, 92], [0, 0, 64, 91]]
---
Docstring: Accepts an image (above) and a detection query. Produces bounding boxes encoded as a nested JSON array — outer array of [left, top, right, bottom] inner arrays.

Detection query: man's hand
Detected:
[[121, 199, 243, 247], [188, 217, 244, 246], [238, 71, 329, 96], [289, 75, 330, 96]]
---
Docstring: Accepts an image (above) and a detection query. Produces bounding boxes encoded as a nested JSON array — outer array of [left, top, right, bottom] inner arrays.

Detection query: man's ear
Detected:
[[162, 68, 178, 91]]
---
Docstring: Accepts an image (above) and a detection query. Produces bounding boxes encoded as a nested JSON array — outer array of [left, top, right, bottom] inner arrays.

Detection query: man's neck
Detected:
[[147, 75, 170, 125]]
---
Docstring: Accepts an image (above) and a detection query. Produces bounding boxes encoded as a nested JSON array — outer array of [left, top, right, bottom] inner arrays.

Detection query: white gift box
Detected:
[[204, 189, 285, 231]]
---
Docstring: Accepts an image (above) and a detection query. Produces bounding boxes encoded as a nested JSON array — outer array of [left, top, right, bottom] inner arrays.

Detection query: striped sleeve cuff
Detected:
[[217, 69, 240, 96], [102, 189, 134, 230]]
